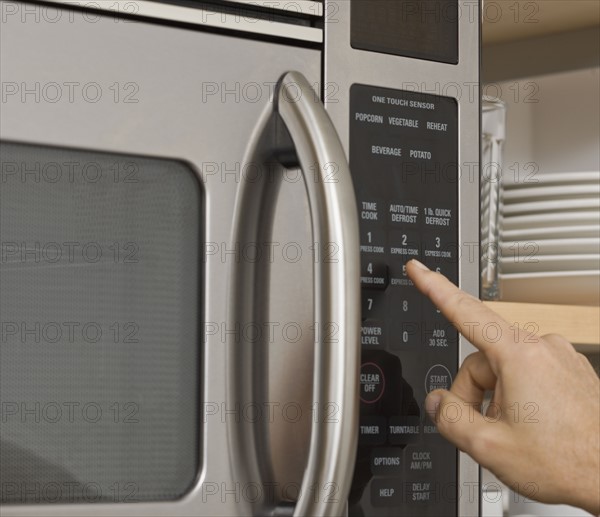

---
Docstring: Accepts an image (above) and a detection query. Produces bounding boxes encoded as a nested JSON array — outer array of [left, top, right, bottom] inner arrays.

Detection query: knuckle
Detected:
[[453, 291, 474, 310], [468, 427, 500, 461], [540, 333, 568, 345], [516, 344, 541, 366]]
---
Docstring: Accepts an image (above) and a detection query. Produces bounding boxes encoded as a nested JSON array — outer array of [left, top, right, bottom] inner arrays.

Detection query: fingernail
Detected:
[[410, 259, 429, 271], [425, 391, 443, 421]]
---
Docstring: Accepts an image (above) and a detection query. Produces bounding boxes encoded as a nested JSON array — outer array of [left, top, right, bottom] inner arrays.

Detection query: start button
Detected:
[[424, 364, 452, 393], [360, 362, 385, 403]]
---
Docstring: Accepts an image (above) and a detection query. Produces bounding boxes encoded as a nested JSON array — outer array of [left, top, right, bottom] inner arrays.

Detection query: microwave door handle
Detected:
[[275, 71, 361, 517], [227, 71, 360, 517]]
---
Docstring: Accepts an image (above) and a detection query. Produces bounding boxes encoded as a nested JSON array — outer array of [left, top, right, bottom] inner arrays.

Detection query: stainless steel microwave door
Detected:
[[1, 4, 324, 516]]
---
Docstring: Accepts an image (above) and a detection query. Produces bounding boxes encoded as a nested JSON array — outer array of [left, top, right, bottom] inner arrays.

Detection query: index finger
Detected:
[[406, 259, 513, 361]]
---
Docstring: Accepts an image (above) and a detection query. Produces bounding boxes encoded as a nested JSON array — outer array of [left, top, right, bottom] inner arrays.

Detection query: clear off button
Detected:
[[360, 362, 385, 403], [425, 364, 452, 394]]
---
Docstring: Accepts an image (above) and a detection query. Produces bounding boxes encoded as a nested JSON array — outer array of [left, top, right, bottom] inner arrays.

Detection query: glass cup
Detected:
[[481, 97, 507, 300]]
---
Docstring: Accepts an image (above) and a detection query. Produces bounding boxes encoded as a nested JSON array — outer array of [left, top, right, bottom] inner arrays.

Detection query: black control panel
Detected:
[[349, 84, 459, 516]]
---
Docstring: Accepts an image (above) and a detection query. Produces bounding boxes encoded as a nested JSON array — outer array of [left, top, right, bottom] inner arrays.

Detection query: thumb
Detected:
[[425, 389, 498, 463]]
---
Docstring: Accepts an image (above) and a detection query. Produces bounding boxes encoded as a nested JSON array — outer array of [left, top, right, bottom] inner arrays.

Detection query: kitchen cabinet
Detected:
[[482, 3, 599, 324], [482, 0, 600, 83]]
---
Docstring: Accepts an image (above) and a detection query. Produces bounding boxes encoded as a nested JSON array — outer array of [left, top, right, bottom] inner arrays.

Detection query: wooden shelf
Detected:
[[483, 302, 600, 353]]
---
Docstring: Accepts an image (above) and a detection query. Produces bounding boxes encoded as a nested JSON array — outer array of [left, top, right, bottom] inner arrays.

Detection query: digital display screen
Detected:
[[351, 0, 459, 64]]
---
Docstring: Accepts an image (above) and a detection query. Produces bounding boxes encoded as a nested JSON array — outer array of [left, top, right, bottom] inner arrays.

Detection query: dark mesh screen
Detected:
[[0, 142, 200, 504]]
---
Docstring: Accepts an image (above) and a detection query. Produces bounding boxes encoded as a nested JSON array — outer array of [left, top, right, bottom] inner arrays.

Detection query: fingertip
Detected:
[[425, 389, 446, 420], [426, 389, 500, 461], [408, 259, 430, 272]]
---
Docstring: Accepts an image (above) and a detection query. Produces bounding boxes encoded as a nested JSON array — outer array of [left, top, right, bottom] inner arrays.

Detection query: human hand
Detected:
[[406, 259, 600, 516]]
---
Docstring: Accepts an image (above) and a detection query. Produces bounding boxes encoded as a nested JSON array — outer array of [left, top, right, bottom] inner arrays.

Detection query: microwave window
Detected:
[[0, 142, 201, 504]]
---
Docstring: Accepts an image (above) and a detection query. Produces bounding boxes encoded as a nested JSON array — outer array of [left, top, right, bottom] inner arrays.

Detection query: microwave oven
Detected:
[[0, 0, 480, 515]]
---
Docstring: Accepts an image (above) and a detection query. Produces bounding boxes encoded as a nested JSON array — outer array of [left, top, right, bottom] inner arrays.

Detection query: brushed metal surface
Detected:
[[276, 72, 360, 517], [33, 0, 323, 42], [0, 3, 321, 515], [226, 72, 361, 517], [323, 1, 482, 515]]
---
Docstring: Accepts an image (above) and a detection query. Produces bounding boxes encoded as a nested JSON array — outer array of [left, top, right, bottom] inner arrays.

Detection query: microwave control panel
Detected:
[[348, 84, 459, 517]]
